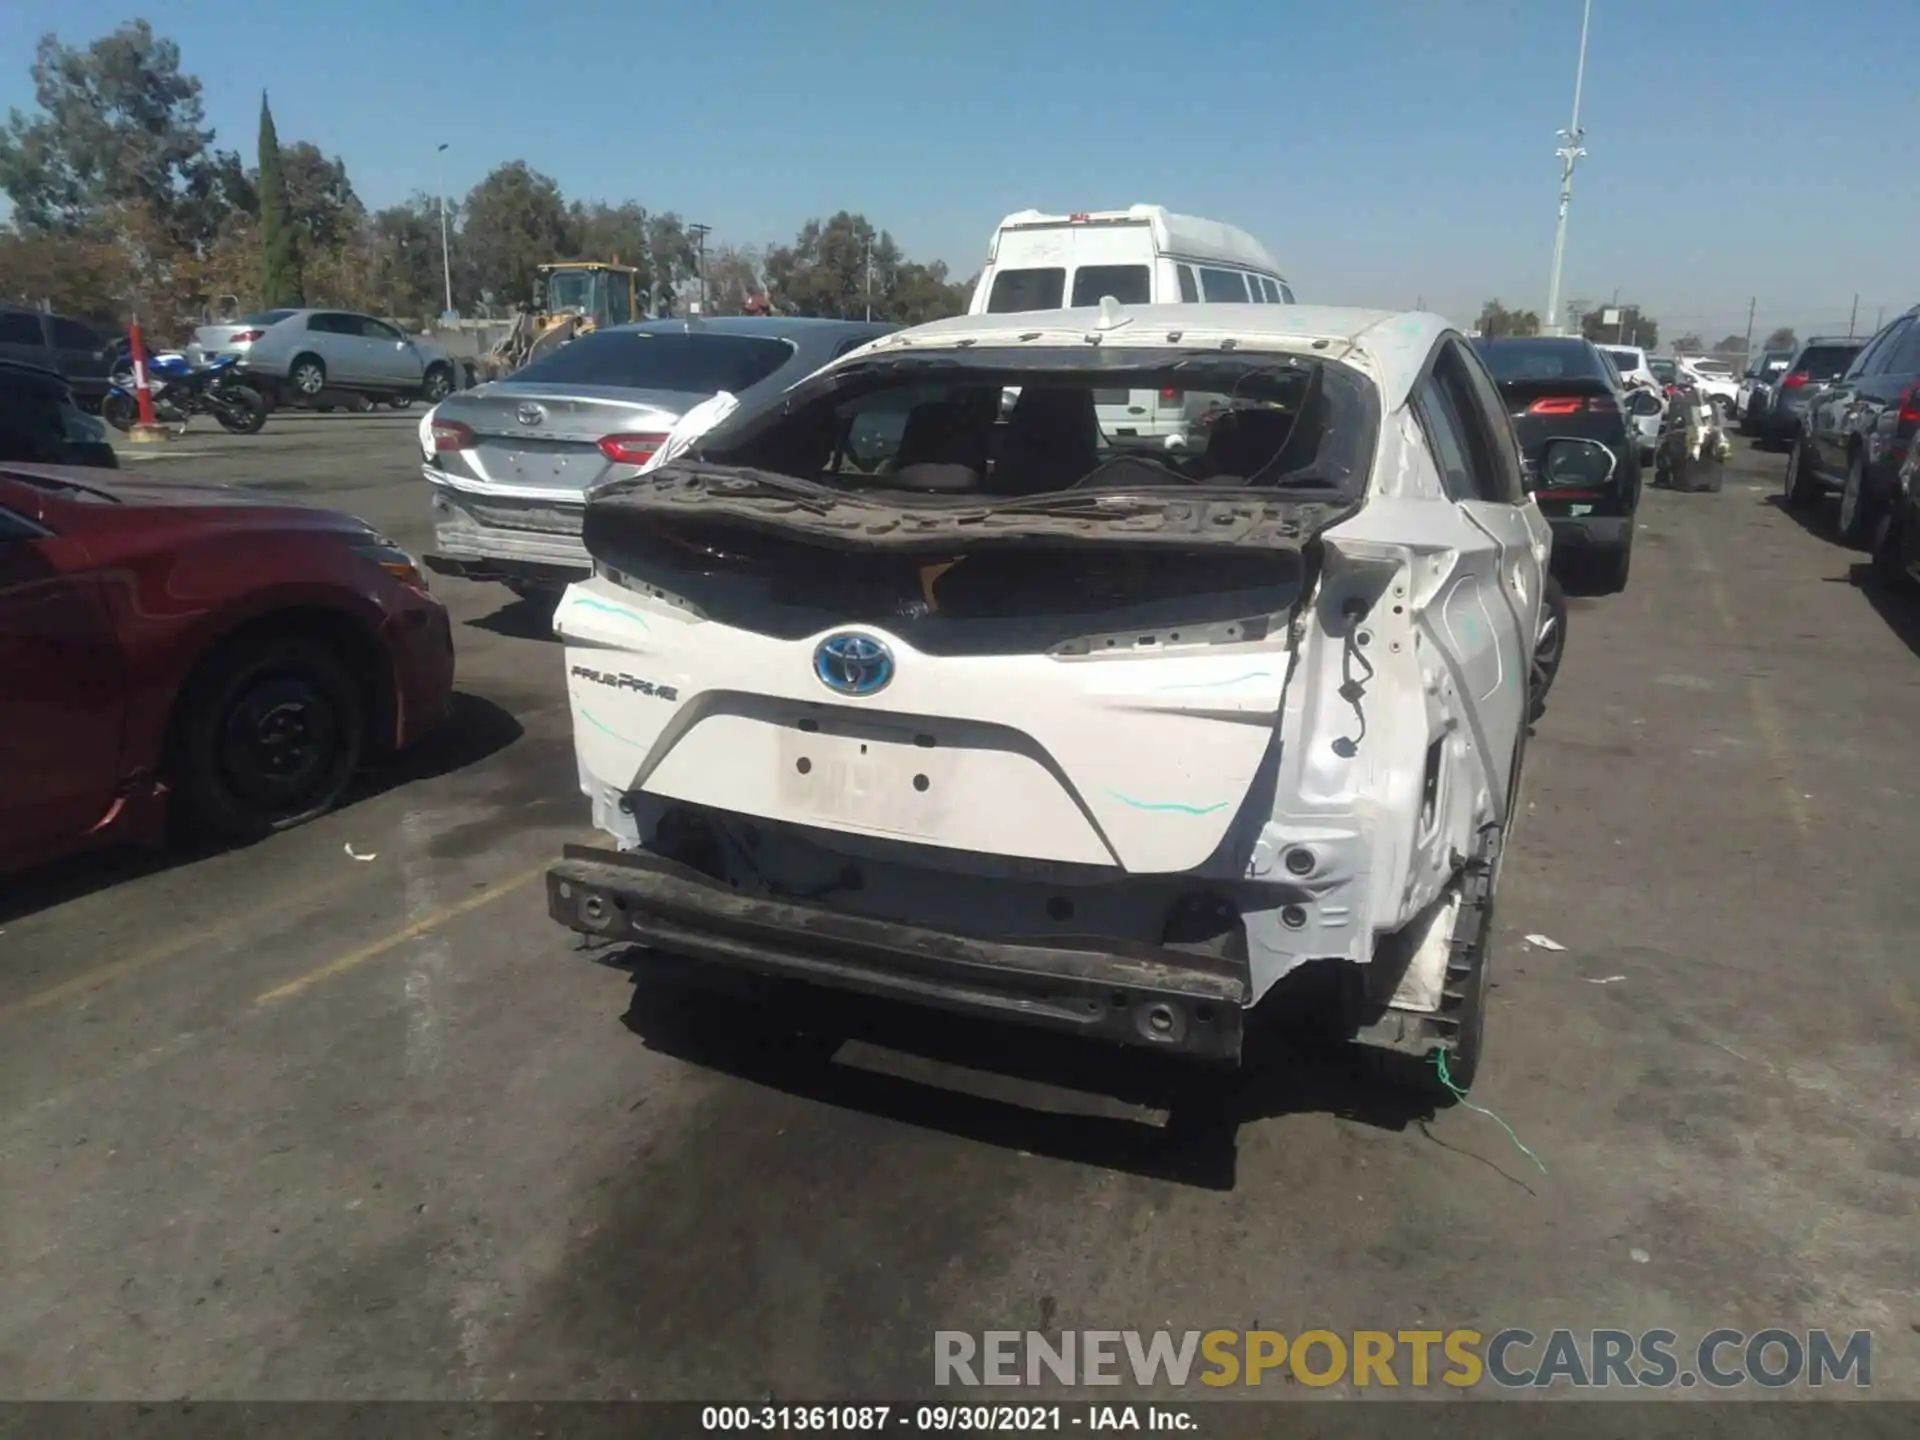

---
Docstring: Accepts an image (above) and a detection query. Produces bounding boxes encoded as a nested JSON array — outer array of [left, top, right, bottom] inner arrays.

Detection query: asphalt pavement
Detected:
[[1, 414, 1915, 1403]]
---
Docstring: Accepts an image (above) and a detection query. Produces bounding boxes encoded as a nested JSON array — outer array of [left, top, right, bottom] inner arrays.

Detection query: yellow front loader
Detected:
[[480, 261, 641, 380]]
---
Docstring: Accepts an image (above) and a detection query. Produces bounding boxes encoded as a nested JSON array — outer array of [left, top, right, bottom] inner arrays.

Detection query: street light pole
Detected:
[[1543, 0, 1593, 337], [436, 143, 454, 319], [865, 232, 874, 322], [688, 222, 711, 314]]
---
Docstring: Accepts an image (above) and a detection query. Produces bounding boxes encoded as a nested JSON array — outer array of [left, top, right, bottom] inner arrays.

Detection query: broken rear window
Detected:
[[691, 347, 1380, 501]]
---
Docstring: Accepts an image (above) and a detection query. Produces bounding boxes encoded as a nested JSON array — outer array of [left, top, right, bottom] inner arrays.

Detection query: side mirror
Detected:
[[1537, 436, 1617, 489], [1625, 391, 1663, 417]]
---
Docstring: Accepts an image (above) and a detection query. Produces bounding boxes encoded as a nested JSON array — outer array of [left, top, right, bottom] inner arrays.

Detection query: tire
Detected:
[[212, 384, 267, 435], [420, 364, 453, 403], [169, 632, 366, 842], [1528, 572, 1567, 723], [1668, 443, 1699, 492], [287, 354, 327, 398], [1784, 436, 1821, 509], [102, 391, 136, 432], [1837, 450, 1876, 549], [1355, 843, 1498, 1096]]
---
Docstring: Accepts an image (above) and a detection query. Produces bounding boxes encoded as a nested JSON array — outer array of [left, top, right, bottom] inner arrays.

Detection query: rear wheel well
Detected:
[[163, 607, 395, 777]]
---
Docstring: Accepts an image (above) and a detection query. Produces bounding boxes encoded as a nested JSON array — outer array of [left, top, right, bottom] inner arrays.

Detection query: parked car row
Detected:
[[1778, 303, 1920, 564]]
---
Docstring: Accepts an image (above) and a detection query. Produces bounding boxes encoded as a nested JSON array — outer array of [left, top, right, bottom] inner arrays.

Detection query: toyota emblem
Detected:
[[515, 402, 546, 427], [813, 632, 895, 697]]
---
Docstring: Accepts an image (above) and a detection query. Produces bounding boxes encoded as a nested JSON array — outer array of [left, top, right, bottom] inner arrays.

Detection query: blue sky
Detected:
[[4, 1, 1914, 342]]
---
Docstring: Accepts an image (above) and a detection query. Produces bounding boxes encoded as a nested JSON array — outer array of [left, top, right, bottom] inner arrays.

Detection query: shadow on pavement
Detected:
[[1759, 489, 1849, 549], [1848, 561, 1920, 662], [467, 593, 562, 643], [612, 956, 1442, 1193], [0, 691, 524, 926]]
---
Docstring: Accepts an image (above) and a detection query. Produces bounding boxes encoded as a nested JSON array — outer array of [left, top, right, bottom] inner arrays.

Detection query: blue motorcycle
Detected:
[[103, 351, 268, 435]]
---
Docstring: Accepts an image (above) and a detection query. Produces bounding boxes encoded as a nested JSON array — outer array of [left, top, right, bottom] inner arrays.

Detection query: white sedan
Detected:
[[543, 302, 1587, 1096]]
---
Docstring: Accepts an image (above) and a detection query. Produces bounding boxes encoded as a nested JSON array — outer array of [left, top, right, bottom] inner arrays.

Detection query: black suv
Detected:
[[1784, 308, 1920, 545], [0, 306, 119, 411], [1474, 335, 1642, 593], [0, 359, 119, 467]]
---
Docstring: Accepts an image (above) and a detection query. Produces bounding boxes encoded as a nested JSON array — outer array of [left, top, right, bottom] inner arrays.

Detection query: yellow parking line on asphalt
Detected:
[[0, 867, 364, 1026], [252, 862, 550, 1004]]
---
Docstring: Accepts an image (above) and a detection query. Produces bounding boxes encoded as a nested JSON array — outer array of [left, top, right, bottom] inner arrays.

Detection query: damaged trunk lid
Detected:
[[557, 475, 1349, 874]]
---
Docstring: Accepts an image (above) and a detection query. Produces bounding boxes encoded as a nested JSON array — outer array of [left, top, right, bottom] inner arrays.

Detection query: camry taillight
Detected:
[[598, 433, 668, 465], [1780, 372, 1810, 389], [229, 329, 265, 343], [1898, 384, 1920, 425], [430, 419, 474, 451]]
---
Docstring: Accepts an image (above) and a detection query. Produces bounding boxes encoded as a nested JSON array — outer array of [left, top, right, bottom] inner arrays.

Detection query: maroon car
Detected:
[[0, 464, 454, 875]]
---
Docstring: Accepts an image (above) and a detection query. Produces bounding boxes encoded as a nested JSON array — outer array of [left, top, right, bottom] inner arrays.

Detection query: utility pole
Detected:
[[1873, 304, 1885, 331], [1848, 293, 1858, 338], [865, 231, 874, 322], [1543, 0, 1593, 336], [435, 143, 454, 319], [1742, 296, 1756, 368], [688, 223, 711, 314]]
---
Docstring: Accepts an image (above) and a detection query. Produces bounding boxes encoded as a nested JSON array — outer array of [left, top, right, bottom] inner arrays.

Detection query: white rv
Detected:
[[967, 205, 1293, 448]]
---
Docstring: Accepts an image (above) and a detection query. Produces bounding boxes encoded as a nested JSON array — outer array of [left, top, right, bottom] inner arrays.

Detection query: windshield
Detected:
[[1648, 358, 1677, 381], [1690, 359, 1732, 376], [511, 330, 795, 393], [690, 348, 1380, 501], [1474, 339, 1607, 382], [546, 270, 596, 312]]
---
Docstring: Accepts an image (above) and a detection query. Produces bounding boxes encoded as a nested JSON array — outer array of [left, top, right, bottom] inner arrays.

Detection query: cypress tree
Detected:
[[258, 92, 303, 306]]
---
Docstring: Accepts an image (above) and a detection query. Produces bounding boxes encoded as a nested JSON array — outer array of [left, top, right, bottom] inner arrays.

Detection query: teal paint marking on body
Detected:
[[568, 594, 651, 629], [577, 706, 643, 746], [1106, 789, 1229, 816]]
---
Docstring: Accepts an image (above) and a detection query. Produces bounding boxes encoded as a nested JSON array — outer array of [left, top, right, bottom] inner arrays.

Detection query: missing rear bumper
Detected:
[[546, 845, 1249, 1061]]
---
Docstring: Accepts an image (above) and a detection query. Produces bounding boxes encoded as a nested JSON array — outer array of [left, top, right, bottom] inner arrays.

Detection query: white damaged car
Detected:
[[544, 303, 1590, 1092]]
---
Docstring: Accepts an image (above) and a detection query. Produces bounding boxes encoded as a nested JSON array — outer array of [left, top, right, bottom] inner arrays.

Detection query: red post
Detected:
[[127, 318, 158, 427]]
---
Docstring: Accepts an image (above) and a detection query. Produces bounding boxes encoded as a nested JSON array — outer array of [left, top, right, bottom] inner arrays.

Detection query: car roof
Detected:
[[0, 356, 71, 386], [607, 316, 901, 340], [840, 303, 1452, 411]]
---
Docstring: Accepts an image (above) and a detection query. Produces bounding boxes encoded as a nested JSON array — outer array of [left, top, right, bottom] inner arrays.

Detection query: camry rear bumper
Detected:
[[426, 477, 591, 575], [547, 845, 1250, 1061]]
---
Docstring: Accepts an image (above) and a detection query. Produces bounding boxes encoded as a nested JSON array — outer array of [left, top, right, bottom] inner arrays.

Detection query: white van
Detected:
[[967, 205, 1293, 449]]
